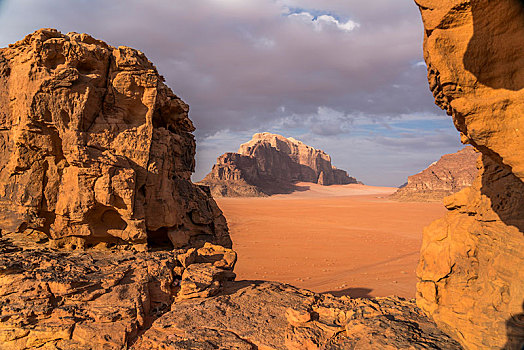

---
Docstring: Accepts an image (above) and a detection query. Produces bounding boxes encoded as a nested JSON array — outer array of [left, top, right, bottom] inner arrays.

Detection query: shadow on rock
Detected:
[[464, 0, 524, 90], [504, 301, 524, 350]]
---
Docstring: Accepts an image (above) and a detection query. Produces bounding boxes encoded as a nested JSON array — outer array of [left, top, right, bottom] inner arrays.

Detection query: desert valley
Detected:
[[202, 132, 477, 299], [0, 0, 523, 349]]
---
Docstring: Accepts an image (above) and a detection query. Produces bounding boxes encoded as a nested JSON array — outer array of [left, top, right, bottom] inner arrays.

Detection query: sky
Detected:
[[0, 0, 464, 186]]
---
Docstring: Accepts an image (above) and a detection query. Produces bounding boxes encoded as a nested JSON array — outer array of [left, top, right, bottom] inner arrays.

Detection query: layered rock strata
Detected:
[[414, 0, 524, 349], [0, 28, 230, 250], [199, 132, 358, 197], [391, 146, 478, 202]]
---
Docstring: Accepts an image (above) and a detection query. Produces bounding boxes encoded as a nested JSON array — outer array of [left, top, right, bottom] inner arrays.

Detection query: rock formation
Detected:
[[0, 29, 464, 350], [391, 146, 478, 202], [0, 234, 237, 349], [0, 230, 461, 349], [134, 281, 461, 349], [199, 132, 358, 197], [414, 0, 524, 349], [0, 28, 230, 250]]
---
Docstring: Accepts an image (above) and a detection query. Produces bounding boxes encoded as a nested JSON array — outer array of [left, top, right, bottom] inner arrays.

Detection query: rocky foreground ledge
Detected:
[[0, 234, 461, 349]]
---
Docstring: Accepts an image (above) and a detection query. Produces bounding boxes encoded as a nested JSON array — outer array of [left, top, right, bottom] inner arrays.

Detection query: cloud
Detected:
[[0, 0, 460, 186], [287, 11, 360, 32], [0, 0, 434, 137]]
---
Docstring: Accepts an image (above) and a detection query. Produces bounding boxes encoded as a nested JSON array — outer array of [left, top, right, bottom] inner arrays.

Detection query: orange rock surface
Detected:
[[134, 281, 461, 349], [0, 234, 236, 349], [414, 1, 524, 348], [0, 28, 230, 250]]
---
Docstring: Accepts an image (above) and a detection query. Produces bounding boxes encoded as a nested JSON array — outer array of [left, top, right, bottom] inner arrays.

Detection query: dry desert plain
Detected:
[[216, 183, 447, 299]]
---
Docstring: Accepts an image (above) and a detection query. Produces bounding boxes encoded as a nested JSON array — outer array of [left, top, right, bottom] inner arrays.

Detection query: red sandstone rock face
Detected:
[[391, 146, 479, 202], [199, 132, 358, 197], [0, 29, 230, 250], [414, 1, 524, 349]]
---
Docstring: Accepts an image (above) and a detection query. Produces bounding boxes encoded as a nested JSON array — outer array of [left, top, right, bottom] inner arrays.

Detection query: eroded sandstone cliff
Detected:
[[0, 29, 464, 350], [414, 0, 524, 348], [0, 28, 230, 250], [199, 132, 358, 197], [391, 146, 478, 202]]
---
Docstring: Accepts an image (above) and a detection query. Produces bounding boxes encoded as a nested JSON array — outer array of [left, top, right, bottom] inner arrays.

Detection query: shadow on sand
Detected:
[[322, 287, 373, 299]]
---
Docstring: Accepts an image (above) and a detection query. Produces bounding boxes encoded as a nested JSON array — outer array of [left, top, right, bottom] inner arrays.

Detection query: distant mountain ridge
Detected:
[[391, 146, 478, 202], [199, 132, 359, 197]]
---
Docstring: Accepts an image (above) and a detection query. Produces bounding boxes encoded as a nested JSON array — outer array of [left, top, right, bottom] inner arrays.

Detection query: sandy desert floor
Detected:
[[216, 183, 447, 299]]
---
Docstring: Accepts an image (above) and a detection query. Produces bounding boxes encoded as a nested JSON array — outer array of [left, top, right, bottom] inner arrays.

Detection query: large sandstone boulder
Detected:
[[414, 1, 524, 349], [199, 132, 358, 197], [391, 146, 478, 202], [0, 29, 230, 250]]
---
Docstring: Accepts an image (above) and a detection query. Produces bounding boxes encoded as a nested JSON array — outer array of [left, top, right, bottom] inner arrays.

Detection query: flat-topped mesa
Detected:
[[391, 146, 479, 202], [199, 132, 358, 197], [0, 28, 231, 250], [414, 1, 524, 349]]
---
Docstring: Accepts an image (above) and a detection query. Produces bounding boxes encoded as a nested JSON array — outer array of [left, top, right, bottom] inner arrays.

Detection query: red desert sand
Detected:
[[216, 182, 447, 299]]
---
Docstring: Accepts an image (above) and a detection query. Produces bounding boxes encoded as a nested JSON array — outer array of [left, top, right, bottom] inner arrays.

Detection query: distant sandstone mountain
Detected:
[[199, 132, 359, 197], [391, 146, 478, 202]]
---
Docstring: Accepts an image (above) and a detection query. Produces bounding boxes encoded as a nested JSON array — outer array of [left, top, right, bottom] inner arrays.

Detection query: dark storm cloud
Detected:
[[0, 0, 462, 186], [0, 0, 437, 136]]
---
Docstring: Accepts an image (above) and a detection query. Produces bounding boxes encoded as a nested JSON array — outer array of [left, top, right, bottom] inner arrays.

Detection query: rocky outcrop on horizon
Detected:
[[0, 28, 230, 251], [199, 132, 359, 197], [414, 1, 524, 349], [391, 146, 478, 202]]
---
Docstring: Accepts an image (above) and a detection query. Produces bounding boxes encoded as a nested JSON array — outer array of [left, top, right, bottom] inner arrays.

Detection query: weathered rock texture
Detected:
[[391, 147, 478, 202], [133, 281, 461, 349], [0, 233, 236, 349], [0, 229, 457, 350], [414, 0, 524, 349], [0, 28, 230, 250], [199, 132, 358, 197]]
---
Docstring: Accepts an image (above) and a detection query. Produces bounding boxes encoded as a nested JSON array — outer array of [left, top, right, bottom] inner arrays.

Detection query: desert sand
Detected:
[[216, 182, 446, 299]]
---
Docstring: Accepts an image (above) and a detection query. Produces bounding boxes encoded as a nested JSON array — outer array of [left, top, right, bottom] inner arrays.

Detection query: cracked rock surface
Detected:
[[0, 234, 236, 349]]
